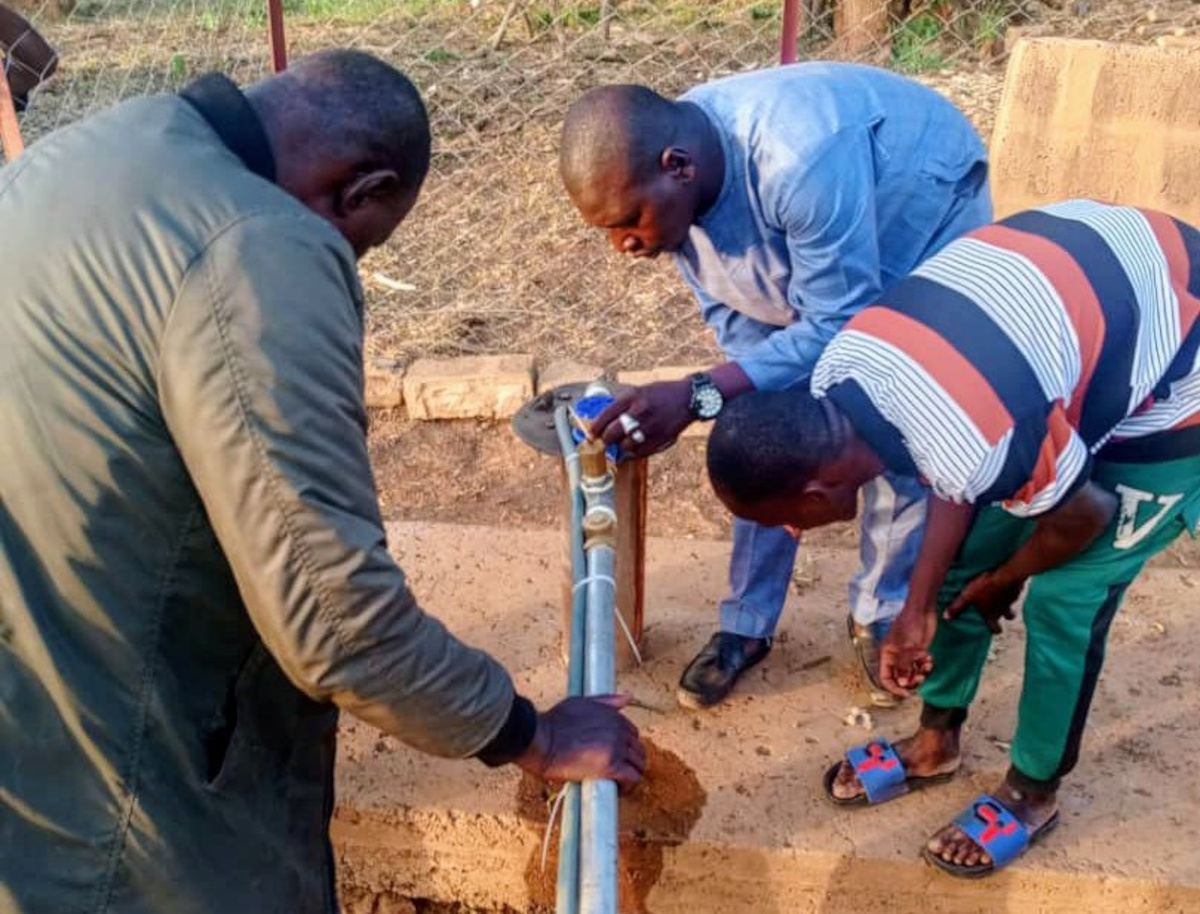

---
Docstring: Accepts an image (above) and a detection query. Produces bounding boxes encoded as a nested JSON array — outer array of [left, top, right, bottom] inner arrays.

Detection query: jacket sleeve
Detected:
[[157, 210, 518, 759]]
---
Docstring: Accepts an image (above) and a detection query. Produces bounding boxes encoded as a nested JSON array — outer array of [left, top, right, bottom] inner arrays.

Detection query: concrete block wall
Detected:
[[362, 356, 716, 433], [990, 38, 1200, 223], [402, 354, 535, 420]]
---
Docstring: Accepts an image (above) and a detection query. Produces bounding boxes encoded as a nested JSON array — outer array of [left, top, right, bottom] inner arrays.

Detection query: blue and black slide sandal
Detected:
[[822, 738, 957, 808], [922, 794, 1060, 878]]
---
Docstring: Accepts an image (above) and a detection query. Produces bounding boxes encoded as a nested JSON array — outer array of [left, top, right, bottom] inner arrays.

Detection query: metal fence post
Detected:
[[0, 66, 24, 161]]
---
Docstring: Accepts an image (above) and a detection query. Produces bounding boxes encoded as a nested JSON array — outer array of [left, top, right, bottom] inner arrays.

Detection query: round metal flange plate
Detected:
[[511, 381, 631, 455]]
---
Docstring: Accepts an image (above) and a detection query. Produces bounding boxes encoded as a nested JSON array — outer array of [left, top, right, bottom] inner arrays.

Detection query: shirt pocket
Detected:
[[917, 117, 987, 188], [203, 645, 271, 794]]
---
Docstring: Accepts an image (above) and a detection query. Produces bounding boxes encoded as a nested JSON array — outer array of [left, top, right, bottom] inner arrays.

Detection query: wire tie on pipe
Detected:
[[541, 785, 569, 873], [580, 477, 614, 495], [584, 504, 617, 524], [572, 573, 616, 594], [613, 606, 644, 667], [568, 577, 643, 663]]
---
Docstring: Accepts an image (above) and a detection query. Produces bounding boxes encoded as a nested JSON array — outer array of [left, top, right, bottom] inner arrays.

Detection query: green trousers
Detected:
[[919, 455, 1200, 791]]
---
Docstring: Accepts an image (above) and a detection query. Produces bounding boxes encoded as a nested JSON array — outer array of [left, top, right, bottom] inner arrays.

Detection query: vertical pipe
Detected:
[[578, 440, 618, 914], [553, 408, 584, 914], [0, 65, 24, 161], [579, 565, 618, 913], [780, 0, 801, 64], [267, 0, 288, 73], [555, 407, 587, 695], [582, 539, 615, 694], [580, 546, 618, 914], [581, 783, 619, 912], [557, 786, 583, 914]]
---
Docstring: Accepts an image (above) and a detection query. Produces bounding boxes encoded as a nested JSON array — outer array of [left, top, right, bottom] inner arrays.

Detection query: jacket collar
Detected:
[[180, 73, 276, 184]]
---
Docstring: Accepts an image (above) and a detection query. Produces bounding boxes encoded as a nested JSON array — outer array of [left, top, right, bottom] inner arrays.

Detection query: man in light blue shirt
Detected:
[[560, 63, 990, 710]]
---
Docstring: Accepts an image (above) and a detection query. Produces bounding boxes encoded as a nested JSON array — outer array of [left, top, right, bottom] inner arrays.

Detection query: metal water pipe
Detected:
[[554, 407, 585, 914], [577, 435, 619, 914]]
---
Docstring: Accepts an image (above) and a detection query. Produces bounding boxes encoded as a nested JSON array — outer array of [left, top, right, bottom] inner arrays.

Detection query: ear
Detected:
[[797, 483, 833, 513], [659, 146, 696, 184], [803, 474, 861, 523], [336, 168, 402, 217], [802, 475, 857, 514]]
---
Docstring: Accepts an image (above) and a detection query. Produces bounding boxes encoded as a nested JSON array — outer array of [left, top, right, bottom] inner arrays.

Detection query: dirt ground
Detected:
[[334, 522, 1200, 913]]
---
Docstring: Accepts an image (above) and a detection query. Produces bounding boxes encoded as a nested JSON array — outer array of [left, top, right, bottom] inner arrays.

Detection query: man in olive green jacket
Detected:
[[0, 50, 643, 914]]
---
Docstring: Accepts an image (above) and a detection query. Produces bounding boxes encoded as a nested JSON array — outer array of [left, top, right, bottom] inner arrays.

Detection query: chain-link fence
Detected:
[[3, 1, 1195, 370]]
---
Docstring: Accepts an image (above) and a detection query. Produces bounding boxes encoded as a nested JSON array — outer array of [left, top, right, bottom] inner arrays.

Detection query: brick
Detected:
[[990, 39, 1200, 225], [375, 897, 417, 914], [1156, 35, 1200, 52], [404, 354, 534, 420], [536, 359, 604, 394], [1001, 23, 1054, 58], [364, 357, 404, 409], [617, 365, 712, 440]]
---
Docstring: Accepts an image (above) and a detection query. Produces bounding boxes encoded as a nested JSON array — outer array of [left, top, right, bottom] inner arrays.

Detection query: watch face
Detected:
[[695, 385, 723, 420]]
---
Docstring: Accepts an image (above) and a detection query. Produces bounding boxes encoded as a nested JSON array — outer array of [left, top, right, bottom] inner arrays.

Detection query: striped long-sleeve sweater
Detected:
[[812, 199, 1200, 517]]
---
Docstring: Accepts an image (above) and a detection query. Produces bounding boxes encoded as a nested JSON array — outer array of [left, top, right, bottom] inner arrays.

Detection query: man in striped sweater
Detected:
[[706, 200, 1200, 876]]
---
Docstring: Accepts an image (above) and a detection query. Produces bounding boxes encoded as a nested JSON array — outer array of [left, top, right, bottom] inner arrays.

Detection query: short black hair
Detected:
[[559, 84, 681, 195], [706, 389, 840, 505], [269, 49, 432, 192]]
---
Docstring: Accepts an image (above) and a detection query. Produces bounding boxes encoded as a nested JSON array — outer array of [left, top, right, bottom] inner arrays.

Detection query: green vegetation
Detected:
[[191, 0, 420, 31], [892, 10, 945, 73], [283, 0, 426, 23], [527, 3, 603, 32], [67, 0, 788, 36], [423, 46, 458, 64], [749, 3, 780, 23], [972, 1, 1011, 49], [169, 53, 188, 85]]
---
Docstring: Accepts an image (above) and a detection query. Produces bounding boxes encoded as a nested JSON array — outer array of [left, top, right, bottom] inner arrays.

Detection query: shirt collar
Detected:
[[687, 99, 736, 233], [180, 73, 276, 184], [822, 381, 919, 479]]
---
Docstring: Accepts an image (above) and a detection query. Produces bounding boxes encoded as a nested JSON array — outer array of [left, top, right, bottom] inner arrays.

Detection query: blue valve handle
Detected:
[[568, 394, 627, 464]]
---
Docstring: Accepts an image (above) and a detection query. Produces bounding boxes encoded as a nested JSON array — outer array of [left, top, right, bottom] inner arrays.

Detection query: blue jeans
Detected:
[[719, 471, 929, 636], [717, 177, 991, 638]]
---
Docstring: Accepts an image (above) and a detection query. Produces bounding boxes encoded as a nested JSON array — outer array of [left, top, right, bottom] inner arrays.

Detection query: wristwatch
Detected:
[[688, 372, 724, 421]]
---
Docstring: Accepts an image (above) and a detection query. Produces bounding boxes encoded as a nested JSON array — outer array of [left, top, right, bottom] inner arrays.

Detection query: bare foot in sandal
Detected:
[[830, 726, 962, 801], [925, 775, 1058, 872]]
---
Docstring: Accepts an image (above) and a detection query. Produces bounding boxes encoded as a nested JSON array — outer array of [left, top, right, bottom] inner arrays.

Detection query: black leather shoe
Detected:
[[677, 631, 772, 710]]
